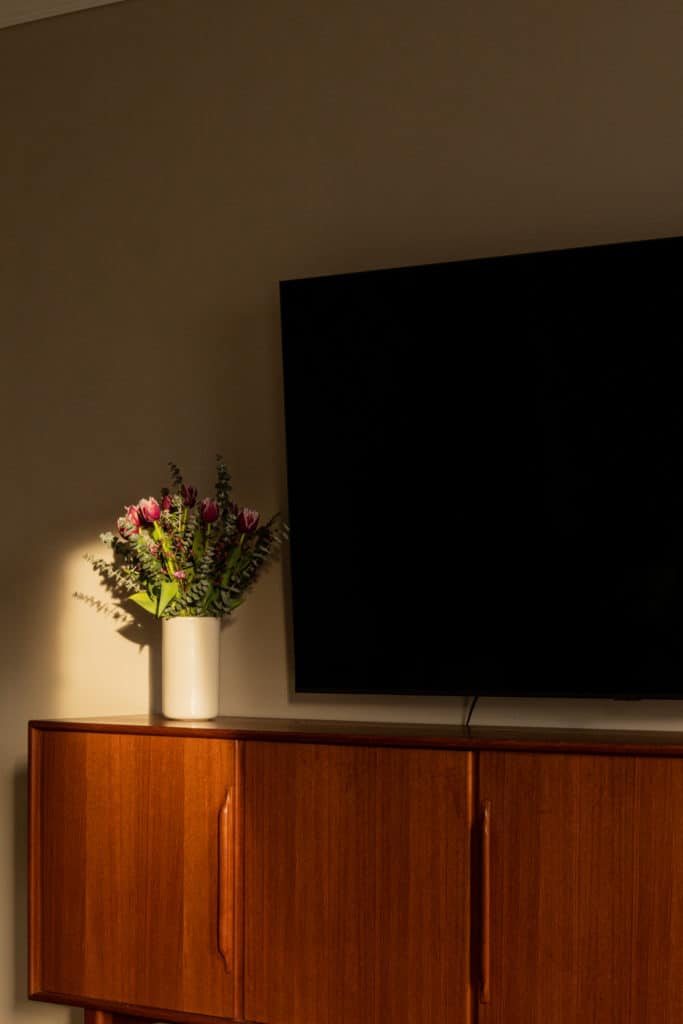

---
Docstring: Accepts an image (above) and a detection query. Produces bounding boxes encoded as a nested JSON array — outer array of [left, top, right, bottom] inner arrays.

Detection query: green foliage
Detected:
[[85, 455, 288, 620]]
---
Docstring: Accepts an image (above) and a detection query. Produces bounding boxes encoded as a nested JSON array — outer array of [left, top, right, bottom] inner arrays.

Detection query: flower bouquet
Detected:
[[87, 456, 287, 621]]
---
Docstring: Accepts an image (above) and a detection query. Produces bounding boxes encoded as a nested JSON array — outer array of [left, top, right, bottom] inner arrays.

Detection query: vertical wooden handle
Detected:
[[218, 787, 234, 972], [480, 800, 492, 1004]]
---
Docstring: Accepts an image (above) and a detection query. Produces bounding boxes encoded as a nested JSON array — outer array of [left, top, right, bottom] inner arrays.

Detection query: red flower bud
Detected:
[[237, 507, 260, 533], [181, 484, 198, 508], [200, 498, 219, 523], [161, 494, 172, 511], [138, 497, 161, 523]]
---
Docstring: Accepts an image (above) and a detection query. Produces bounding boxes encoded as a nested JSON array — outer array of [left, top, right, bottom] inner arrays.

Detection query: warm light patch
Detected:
[[57, 544, 154, 718]]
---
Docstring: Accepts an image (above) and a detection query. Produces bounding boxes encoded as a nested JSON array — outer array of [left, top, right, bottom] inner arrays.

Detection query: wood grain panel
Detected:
[[244, 741, 472, 1024], [628, 757, 683, 1022], [478, 752, 683, 1024], [31, 730, 239, 1020]]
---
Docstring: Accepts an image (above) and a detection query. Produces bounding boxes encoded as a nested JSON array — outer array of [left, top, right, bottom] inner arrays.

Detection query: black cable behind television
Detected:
[[279, 235, 683, 698]]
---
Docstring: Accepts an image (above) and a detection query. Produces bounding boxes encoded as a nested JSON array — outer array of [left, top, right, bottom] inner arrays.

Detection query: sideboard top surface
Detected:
[[27, 714, 683, 756]]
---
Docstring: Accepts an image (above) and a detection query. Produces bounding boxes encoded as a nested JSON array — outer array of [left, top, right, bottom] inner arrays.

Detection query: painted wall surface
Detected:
[[0, 0, 126, 31], [1, 0, 683, 1019]]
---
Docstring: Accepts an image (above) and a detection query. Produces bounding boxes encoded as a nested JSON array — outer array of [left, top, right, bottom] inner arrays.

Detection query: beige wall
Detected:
[[0, 0, 127, 30], [2, 0, 683, 1019]]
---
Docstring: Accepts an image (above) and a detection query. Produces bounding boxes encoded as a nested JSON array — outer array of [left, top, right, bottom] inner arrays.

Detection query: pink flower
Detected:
[[138, 497, 161, 523], [173, 570, 187, 579], [181, 484, 198, 508], [161, 494, 172, 511], [149, 543, 159, 554], [200, 498, 219, 523], [237, 507, 260, 533], [125, 505, 141, 526]]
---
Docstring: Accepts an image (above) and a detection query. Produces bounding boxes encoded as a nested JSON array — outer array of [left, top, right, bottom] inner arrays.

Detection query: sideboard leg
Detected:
[[84, 1012, 144, 1024]]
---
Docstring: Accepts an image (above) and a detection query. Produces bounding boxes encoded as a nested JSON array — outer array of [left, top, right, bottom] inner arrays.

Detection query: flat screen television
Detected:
[[279, 234, 683, 698]]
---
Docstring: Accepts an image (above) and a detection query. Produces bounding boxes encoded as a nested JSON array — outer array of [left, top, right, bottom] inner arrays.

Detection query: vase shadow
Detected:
[[116, 617, 162, 715]]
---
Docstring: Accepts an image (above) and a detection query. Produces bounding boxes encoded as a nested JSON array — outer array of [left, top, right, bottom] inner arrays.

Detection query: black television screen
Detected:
[[279, 235, 683, 698]]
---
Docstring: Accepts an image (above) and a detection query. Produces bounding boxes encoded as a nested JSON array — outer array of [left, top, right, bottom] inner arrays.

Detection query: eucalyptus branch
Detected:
[[81, 456, 287, 621]]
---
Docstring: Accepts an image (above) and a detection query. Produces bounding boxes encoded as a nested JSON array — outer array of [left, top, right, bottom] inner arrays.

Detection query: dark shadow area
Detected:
[[117, 618, 162, 715], [71, 593, 162, 716], [13, 763, 28, 1012], [13, 761, 30, 1007]]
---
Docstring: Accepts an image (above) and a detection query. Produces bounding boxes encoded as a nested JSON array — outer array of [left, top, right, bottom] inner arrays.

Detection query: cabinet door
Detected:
[[244, 742, 473, 1024], [30, 729, 240, 1020], [478, 752, 683, 1024]]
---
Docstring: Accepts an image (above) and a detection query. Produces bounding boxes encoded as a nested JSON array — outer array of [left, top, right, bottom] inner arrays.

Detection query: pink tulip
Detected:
[[237, 507, 260, 533], [138, 497, 161, 523], [161, 494, 172, 511], [125, 505, 141, 526], [200, 498, 219, 523], [181, 484, 198, 508]]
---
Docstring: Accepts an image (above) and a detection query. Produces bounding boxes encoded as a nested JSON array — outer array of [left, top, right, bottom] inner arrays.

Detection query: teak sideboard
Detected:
[[28, 715, 683, 1024]]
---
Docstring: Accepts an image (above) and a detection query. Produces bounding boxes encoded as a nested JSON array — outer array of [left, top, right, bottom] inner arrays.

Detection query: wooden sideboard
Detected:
[[28, 716, 683, 1024]]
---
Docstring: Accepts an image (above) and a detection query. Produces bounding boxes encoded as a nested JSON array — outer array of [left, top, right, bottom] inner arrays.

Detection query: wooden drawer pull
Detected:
[[218, 787, 234, 972], [480, 800, 491, 1004]]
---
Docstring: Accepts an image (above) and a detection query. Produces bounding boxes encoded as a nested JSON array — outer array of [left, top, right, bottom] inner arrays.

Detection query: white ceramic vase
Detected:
[[161, 616, 221, 720]]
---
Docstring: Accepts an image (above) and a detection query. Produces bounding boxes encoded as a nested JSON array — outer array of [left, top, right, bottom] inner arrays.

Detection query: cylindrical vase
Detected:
[[161, 616, 221, 720]]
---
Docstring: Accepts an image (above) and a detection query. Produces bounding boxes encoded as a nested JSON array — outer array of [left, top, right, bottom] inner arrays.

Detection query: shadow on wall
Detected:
[[114, 616, 162, 715]]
